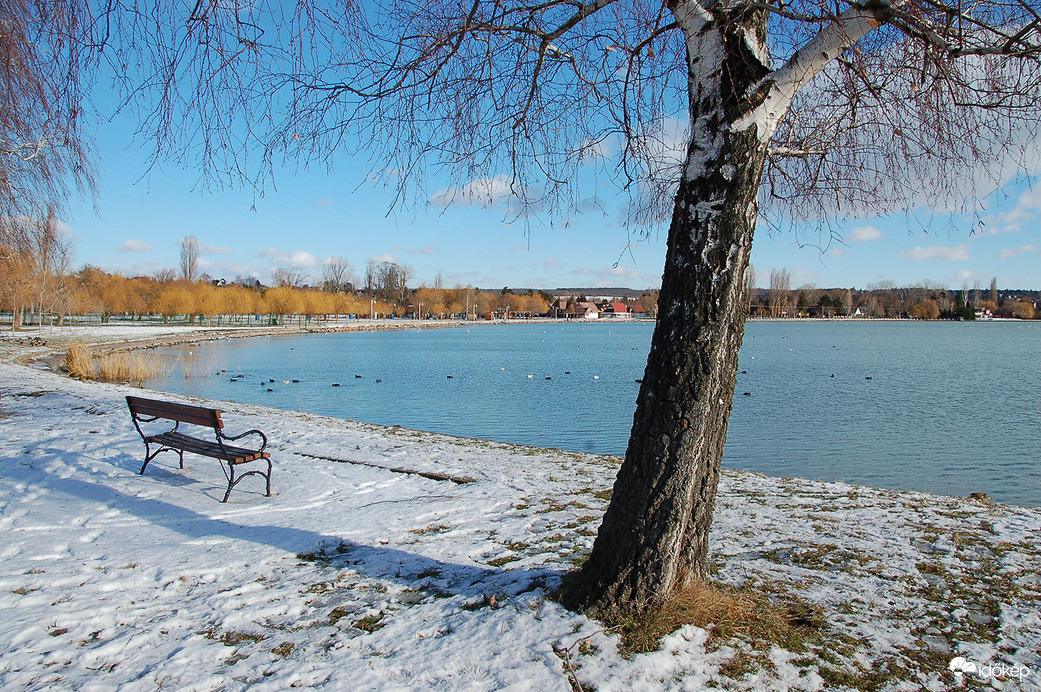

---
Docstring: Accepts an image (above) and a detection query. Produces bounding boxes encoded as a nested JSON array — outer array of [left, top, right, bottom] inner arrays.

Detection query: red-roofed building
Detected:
[[602, 302, 633, 319]]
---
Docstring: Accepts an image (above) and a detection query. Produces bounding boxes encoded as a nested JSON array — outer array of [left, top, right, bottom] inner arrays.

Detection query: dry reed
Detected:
[[64, 344, 163, 384], [64, 344, 94, 379]]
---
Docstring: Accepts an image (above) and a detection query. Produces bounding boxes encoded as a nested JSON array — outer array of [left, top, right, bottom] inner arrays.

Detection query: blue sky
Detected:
[[65, 106, 1041, 292]]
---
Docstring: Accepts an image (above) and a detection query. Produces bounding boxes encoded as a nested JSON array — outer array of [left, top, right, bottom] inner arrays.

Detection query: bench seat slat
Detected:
[[147, 432, 269, 464]]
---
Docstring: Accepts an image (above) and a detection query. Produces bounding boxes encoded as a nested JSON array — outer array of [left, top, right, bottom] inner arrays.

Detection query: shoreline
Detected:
[[12, 320, 1038, 509], [5, 320, 479, 370]]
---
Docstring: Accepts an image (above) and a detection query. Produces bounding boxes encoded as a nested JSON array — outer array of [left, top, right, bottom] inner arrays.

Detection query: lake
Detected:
[[147, 320, 1041, 507]]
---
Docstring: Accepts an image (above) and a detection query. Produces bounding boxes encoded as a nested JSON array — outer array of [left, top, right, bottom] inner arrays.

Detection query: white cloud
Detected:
[[647, 117, 689, 175], [288, 252, 319, 268], [368, 253, 396, 265], [827, 247, 850, 258], [612, 117, 694, 228], [998, 244, 1041, 259], [406, 246, 441, 256], [3, 214, 71, 239], [576, 265, 645, 281], [953, 269, 989, 283], [116, 239, 154, 253], [200, 243, 233, 256], [428, 175, 521, 208], [983, 185, 1041, 235], [791, 268, 819, 283], [443, 270, 481, 283], [898, 244, 971, 261], [847, 226, 883, 243], [257, 247, 320, 268], [577, 137, 612, 161], [574, 197, 606, 215], [607, 266, 641, 280], [162, 258, 267, 283], [97, 258, 164, 276]]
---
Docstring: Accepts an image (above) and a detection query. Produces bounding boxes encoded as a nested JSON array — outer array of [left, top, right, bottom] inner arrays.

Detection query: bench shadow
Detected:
[[41, 463, 556, 603], [118, 447, 263, 500]]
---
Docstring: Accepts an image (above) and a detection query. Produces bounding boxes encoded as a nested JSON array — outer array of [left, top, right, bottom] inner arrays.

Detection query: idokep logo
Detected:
[[948, 657, 978, 677], [949, 657, 1032, 682]]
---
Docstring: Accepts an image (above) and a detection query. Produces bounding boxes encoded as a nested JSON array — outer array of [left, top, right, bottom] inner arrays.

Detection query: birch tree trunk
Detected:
[[561, 4, 771, 615], [561, 0, 887, 615]]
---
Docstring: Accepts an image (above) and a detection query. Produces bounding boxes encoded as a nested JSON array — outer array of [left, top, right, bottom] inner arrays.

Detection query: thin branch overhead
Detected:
[[5, 0, 1041, 226]]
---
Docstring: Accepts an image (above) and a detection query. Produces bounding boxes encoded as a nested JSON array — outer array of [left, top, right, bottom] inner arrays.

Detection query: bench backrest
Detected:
[[126, 395, 224, 431]]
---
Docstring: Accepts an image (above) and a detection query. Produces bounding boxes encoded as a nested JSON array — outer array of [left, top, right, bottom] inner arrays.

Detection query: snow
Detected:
[[1, 327, 1040, 691], [741, 25, 772, 71]]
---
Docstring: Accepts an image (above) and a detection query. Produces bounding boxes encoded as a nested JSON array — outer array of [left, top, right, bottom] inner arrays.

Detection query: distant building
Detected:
[[566, 301, 600, 320], [602, 302, 633, 319]]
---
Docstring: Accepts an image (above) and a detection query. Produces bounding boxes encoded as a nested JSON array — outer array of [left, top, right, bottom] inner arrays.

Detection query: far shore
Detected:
[[3, 310, 1026, 358]]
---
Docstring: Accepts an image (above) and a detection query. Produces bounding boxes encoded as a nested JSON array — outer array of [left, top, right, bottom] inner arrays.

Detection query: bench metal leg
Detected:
[[221, 459, 273, 502], [140, 444, 155, 475], [140, 444, 178, 475], [140, 440, 272, 502], [222, 471, 234, 503]]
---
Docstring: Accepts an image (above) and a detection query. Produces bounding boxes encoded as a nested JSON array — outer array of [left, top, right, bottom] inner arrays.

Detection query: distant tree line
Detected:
[[4, 228, 1036, 329], [0, 268, 559, 329], [751, 271, 1038, 320], [0, 233, 584, 328]]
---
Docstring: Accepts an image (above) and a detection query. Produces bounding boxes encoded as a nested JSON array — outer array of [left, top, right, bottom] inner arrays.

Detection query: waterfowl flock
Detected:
[[211, 365, 617, 393]]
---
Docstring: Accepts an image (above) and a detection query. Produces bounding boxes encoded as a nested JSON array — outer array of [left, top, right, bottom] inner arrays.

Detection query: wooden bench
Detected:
[[126, 395, 272, 502]]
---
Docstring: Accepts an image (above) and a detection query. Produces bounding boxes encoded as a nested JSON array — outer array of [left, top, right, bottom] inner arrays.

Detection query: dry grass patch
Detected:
[[352, 613, 386, 632], [272, 641, 295, 658], [64, 344, 163, 384], [200, 628, 267, 647], [593, 580, 824, 656]]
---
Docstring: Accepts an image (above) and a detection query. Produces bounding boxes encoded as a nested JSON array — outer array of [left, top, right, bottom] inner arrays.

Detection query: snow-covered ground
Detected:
[[1, 328, 1039, 691]]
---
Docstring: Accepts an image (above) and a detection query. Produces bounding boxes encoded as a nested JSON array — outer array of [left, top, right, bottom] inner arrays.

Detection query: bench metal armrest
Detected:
[[220, 428, 268, 452], [129, 412, 178, 439]]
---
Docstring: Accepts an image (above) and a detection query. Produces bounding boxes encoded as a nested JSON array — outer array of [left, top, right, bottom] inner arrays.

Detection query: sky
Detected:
[[63, 103, 1041, 293]]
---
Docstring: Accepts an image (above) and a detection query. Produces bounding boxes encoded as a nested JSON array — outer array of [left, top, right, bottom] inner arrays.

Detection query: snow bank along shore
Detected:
[[1, 325, 1039, 691]]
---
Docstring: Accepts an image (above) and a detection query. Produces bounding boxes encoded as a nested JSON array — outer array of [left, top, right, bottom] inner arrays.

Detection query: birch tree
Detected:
[[179, 236, 200, 282], [769, 268, 792, 317], [23, 0, 1041, 616]]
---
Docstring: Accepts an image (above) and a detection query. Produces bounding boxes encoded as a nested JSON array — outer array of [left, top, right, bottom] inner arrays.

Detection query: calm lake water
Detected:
[[148, 320, 1041, 506]]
